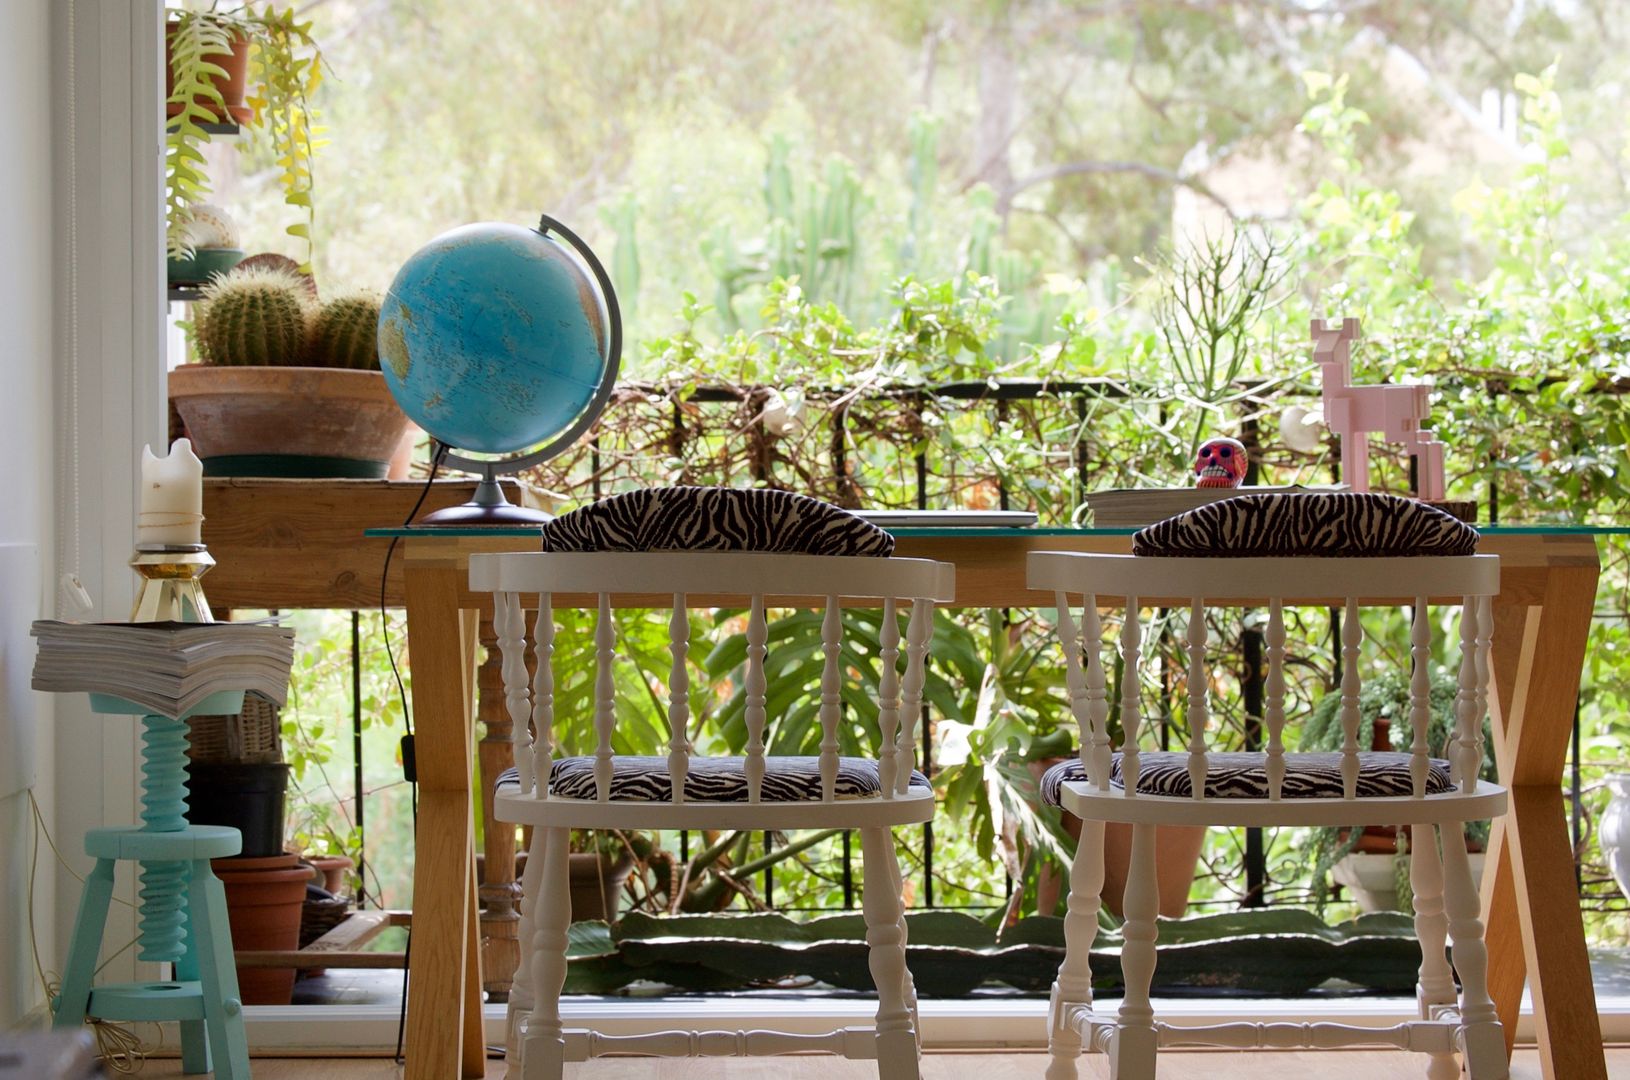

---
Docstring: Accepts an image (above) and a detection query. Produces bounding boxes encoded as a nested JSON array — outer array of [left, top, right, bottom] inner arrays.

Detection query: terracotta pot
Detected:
[[165, 22, 253, 126], [306, 854, 354, 896], [568, 852, 635, 923], [212, 853, 312, 1005], [169, 366, 413, 478], [1031, 758, 1206, 919]]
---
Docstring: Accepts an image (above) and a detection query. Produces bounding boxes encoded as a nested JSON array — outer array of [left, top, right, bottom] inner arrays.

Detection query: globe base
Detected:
[[418, 501, 554, 526]]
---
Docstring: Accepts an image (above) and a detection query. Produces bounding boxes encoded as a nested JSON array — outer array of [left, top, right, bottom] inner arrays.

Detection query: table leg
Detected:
[[1483, 554, 1605, 1080], [464, 843, 486, 1076], [476, 618, 522, 1003], [403, 566, 484, 1080]]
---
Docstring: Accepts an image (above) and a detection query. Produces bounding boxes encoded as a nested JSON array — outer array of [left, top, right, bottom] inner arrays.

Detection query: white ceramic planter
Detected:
[[1334, 851, 1485, 914], [1599, 775, 1630, 899]]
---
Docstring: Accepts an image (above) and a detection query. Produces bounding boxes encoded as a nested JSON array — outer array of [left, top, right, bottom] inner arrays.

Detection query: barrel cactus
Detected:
[[194, 265, 311, 366], [305, 291, 383, 370]]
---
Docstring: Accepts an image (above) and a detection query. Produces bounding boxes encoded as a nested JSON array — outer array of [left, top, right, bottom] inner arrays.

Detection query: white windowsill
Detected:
[[225, 994, 1630, 1053]]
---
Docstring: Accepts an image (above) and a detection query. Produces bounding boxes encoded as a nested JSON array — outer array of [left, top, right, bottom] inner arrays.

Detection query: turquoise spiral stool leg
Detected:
[[53, 690, 251, 1079], [137, 712, 191, 962]]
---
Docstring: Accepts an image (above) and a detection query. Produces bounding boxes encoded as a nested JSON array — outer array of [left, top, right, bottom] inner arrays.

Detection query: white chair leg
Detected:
[[506, 826, 544, 1072], [521, 827, 570, 1080], [1111, 823, 1159, 1080], [861, 826, 920, 1080], [881, 832, 922, 1050], [1410, 823, 1459, 1080], [1048, 819, 1105, 1080], [1441, 827, 1509, 1080]]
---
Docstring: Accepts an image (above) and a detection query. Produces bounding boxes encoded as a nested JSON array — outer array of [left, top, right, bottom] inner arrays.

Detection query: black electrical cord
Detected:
[[382, 444, 446, 1065]]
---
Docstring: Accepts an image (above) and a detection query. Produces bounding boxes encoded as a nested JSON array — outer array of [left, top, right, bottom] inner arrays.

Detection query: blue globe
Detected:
[[378, 222, 612, 455]]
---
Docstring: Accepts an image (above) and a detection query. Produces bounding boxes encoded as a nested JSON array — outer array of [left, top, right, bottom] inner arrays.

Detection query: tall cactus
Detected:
[[305, 291, 383, 370], [194, 265, 311, 366]]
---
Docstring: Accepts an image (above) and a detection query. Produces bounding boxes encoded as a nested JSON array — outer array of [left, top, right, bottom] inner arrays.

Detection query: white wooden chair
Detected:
[[473, 546, 954, 1080], [1029, 540, 1507, 1080]]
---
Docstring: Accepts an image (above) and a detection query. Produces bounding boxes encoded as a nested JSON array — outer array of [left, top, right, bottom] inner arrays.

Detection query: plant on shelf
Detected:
[[166, 3, 325, 269], [169, 263, 408, 477], [193, 264, 311, 366], [304, 291, 384, 370], [1299, 666, 1497, 912]]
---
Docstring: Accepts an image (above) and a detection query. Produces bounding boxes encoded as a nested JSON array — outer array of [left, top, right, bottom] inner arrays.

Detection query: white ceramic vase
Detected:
[[1599, 775, 1630, 898]]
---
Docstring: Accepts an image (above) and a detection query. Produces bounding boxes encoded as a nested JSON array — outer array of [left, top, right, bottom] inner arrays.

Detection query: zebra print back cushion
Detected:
[[1040, 750, 1453, 804], [497, 756, 930, 802], [541, 487, 894, 557], [1132, 493, 1477, 558]]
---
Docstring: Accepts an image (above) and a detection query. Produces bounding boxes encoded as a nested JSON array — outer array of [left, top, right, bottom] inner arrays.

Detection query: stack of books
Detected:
[[1083, 484, 1344, 527], [31, 620, 295, 716]]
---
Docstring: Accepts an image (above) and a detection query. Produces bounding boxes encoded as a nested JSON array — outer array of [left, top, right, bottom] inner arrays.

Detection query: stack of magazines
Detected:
[[1083, 484, 1344, 527], [32, 621, 295, 716]]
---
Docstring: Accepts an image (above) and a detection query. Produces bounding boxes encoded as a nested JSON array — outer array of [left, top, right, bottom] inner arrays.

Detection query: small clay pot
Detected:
[[212, 853, 311, 1005], [305, 854, 354, 896], [165, 22, 253, 125], [568, 852, 635, 923]]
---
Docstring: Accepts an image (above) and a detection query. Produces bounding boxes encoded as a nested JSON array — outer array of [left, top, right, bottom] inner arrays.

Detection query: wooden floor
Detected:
[[136, 1047, 1630, 1078]]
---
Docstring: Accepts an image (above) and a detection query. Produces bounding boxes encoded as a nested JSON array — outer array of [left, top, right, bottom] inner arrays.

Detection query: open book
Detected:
[[31, 620, 295, 717]]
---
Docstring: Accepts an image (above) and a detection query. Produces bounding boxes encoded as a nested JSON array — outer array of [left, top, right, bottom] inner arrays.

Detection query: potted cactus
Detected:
[[169, 262, 415, 477]]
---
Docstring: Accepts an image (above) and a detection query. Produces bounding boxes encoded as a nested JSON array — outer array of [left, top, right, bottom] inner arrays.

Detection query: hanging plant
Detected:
[[165, 4, 325, 269]]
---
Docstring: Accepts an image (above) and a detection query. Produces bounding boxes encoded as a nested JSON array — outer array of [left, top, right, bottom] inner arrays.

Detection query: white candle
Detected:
[[139, 438, 204, 547]]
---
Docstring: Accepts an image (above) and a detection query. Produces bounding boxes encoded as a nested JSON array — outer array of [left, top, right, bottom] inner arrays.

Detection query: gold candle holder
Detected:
[[130, 544, 216, 623]]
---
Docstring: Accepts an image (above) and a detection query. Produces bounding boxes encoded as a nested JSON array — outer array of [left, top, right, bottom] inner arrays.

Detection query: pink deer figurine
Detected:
[[1313, 317, 1446, 500]]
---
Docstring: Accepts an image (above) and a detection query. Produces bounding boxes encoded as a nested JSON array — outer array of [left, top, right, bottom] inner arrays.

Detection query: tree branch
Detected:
[[1008, 159, 1238, 217]]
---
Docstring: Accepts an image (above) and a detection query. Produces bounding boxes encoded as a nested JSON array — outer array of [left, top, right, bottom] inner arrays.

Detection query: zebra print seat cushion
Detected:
[[541, 486, 894, 557], [497, 755, 930, 802], [1040, 750, 1453, 804], [1132, 492, 1477, 558]]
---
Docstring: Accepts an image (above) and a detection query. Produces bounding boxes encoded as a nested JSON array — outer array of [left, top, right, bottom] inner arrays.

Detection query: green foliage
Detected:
[[165, 4, 325, 267], [194, 264, 311, 366], [1151, 223, 1291, 452], [305, 291, 382, 370], [261, 25, 1630, 934], [1297, 667, 1496, 911]]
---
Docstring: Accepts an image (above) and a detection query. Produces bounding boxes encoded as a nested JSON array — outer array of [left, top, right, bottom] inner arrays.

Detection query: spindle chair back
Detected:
[[473, 546, 954, 1080], [1029, 549, 1507, 1080]]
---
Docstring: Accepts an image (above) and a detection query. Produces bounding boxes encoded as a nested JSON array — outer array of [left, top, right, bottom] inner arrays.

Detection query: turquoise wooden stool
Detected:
[[53, 689, 252, 1079]]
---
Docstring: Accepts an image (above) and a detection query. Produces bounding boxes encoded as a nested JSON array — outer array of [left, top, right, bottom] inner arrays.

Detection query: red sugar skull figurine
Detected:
[[1194, 436, 1249, 488]]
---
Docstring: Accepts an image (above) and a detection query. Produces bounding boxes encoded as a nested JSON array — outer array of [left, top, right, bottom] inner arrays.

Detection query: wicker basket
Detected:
[[187, 695, 283, 764], [299, 894, 353, 950]]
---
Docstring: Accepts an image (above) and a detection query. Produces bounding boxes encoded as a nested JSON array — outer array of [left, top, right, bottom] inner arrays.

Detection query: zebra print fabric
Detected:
[[541, 487, 895, 557], [497, 755, 931, 802], [1132, 492, 1477, 558], [1040, 750, 1453, 804]]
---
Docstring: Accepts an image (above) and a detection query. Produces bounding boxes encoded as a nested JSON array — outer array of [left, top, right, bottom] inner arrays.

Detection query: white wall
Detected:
[[45, 0, 170, 993], [0, 0, 58, 1030]]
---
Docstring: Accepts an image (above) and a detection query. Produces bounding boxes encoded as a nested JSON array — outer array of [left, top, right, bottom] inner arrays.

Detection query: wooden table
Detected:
[[200, 480, 1611, 1080]]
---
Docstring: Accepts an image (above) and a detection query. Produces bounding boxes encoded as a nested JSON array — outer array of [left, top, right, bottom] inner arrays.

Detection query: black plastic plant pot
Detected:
[[186, 761, 290, 858]]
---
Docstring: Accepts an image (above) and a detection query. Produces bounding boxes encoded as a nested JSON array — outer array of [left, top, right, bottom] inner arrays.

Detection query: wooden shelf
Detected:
[[235, 909, 409, 971], [166, 118, 240, 137]]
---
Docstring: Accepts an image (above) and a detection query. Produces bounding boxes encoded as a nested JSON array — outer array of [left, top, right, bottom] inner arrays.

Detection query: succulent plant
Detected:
[[194, 265, 312, 367], [305, 292, 383, 370]]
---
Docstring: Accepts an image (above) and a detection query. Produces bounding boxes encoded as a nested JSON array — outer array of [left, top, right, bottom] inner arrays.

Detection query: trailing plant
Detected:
[[165, 3, 325, 268]]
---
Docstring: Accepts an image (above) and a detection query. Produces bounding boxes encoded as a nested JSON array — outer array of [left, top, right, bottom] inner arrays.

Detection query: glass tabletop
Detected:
[[365, 522, 1630, 538]]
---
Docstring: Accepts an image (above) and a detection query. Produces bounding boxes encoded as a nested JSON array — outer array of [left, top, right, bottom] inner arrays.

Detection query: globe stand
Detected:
[[420, 463, 553, 526], [391, 213, 622, 530]]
